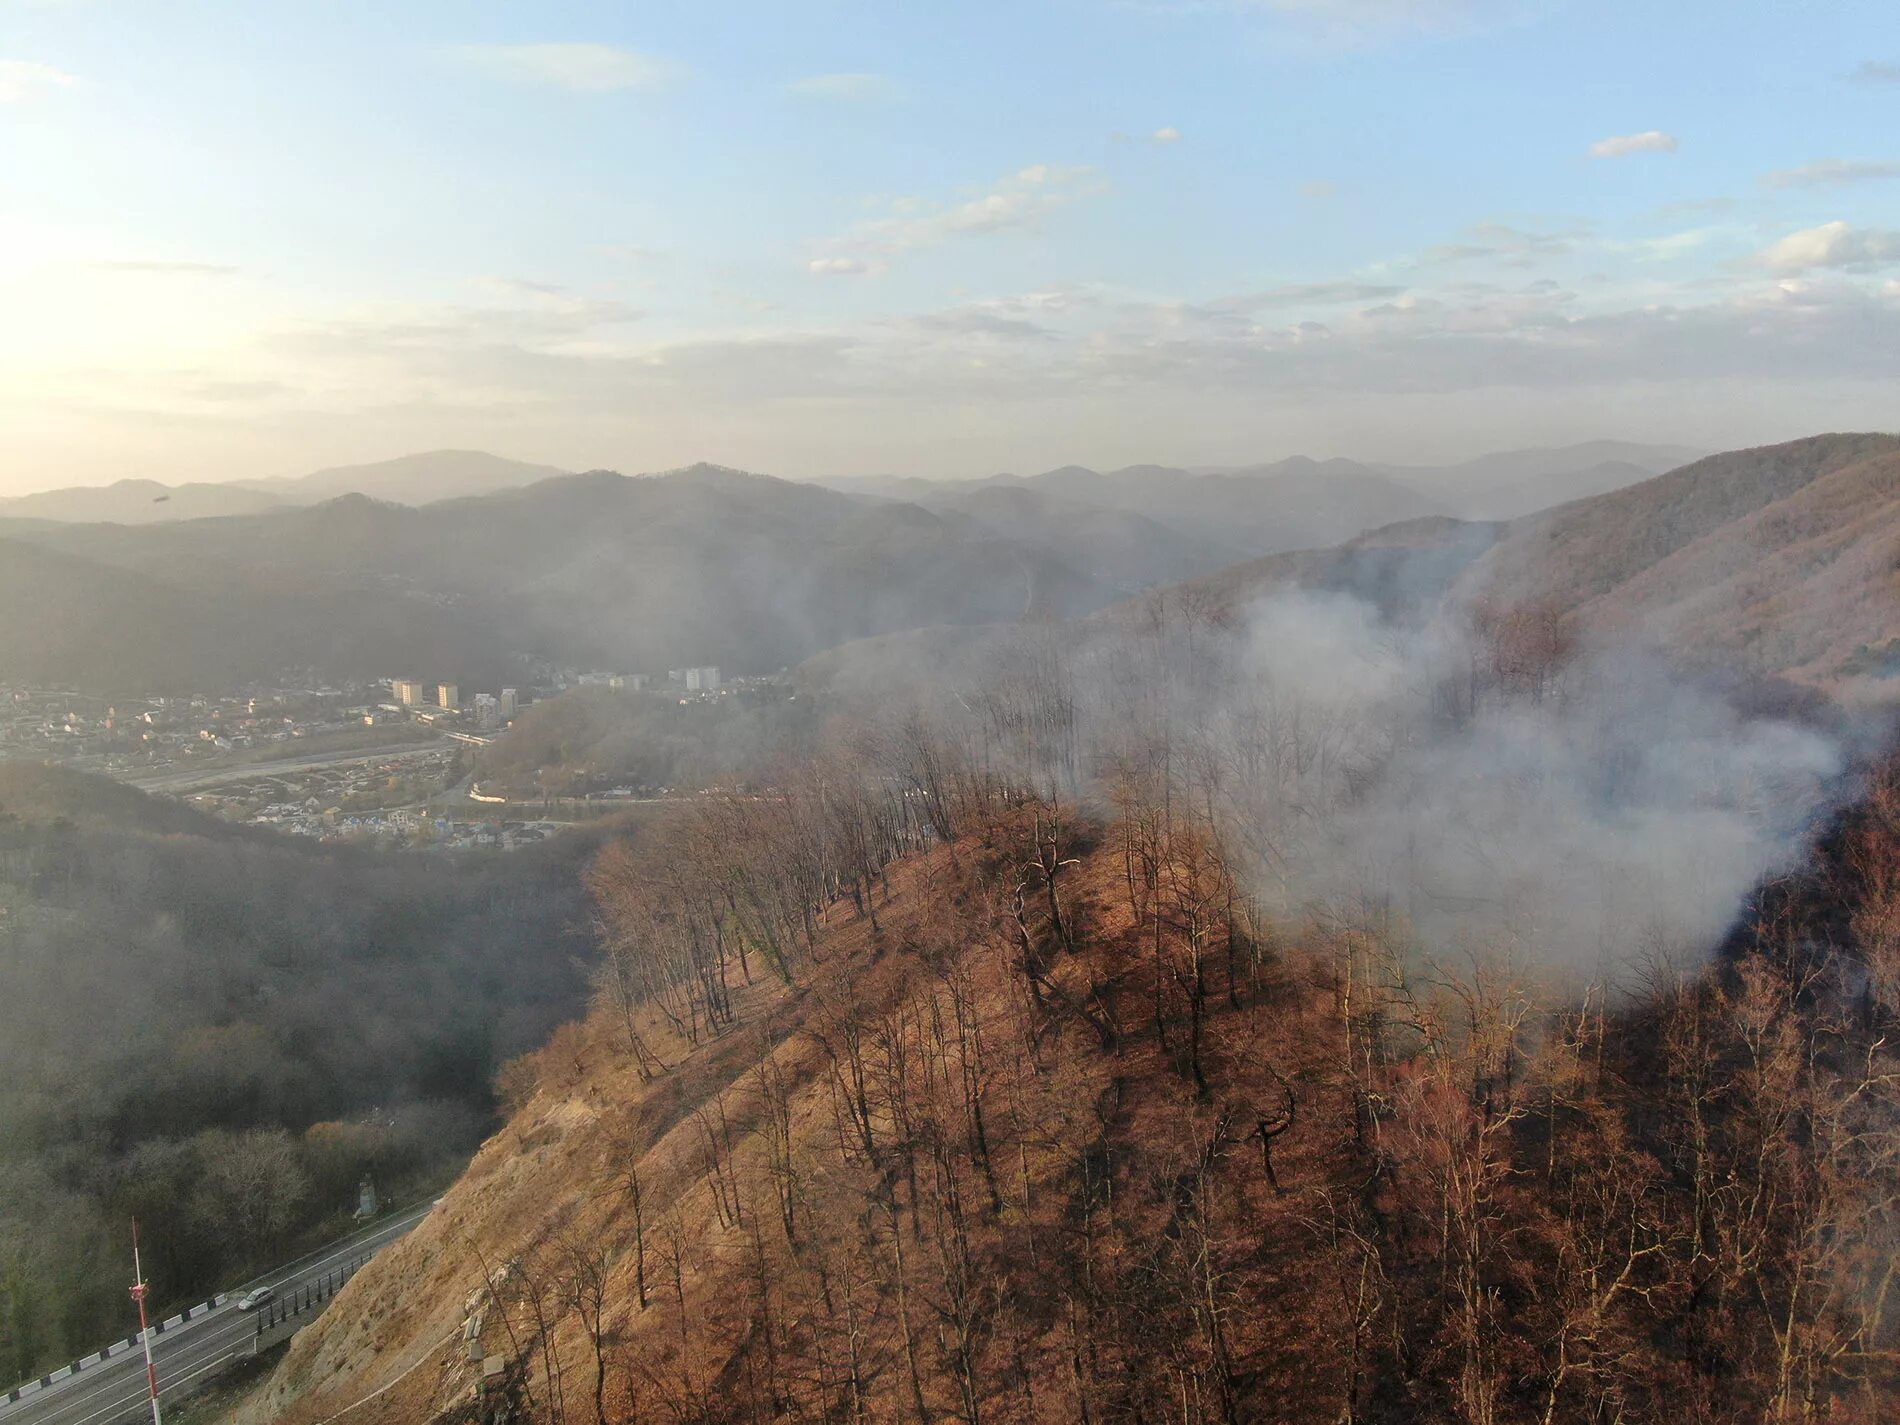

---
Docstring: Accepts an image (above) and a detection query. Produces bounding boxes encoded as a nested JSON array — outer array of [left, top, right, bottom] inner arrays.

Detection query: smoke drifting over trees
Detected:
[[1214, 591, 1844, 980], [252, 563, 1900, 1425], [824, 583, 1852, 989]]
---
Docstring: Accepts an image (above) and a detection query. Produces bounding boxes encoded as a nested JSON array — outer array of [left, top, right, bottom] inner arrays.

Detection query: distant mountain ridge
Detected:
[[3, 441, 1697, 530], [234, 449, 569, 506], [0, 450, 570, 525], [1370, 440, 1707, 519], [19, 435, 1887, 701], [1163, 432, 1900, 691], [0, 463, 1118, 694], [818, 441, 1703, 557], [823, 457, 1449, 563], [0, 478, 286, 524]]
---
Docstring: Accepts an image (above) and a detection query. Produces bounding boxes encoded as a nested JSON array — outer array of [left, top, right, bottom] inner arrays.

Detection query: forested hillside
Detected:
[[1457, 432, 1900, 688], [245, 572, 1899, 1425], [0, 765, 613, 1380]]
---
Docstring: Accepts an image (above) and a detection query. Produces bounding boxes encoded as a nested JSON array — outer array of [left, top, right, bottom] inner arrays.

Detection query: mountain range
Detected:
[[0, 451, 568, 524], [0, 466, 1114, 693], [0, 441, 1696, 533], [4, 434, 1894, 698], [1168, 431, 1900, 692]]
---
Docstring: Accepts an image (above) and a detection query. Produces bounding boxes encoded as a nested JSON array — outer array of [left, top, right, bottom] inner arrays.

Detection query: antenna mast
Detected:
[[129, 1220, 164, 1425]]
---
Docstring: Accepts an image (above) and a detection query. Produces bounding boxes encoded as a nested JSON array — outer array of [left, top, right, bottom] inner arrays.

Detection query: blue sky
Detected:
[[2, 0, 1897, 489]]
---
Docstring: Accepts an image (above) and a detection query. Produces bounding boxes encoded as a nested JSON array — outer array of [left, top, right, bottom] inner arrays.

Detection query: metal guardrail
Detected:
[[0, 1198, 433, 1407], [1, 1297, 226, 1406], [251, 1253, 370, 1343]]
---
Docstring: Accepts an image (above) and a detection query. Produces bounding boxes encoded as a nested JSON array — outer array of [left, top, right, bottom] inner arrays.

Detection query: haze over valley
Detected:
[[4, 3, 1900, 1423]]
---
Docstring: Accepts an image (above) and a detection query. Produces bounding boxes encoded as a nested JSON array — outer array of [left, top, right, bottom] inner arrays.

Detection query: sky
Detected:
[[1, 0, 1897, 492]]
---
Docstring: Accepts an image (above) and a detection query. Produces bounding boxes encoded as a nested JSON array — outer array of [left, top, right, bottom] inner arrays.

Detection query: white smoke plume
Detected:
[[1211, 591, 1846, 982]]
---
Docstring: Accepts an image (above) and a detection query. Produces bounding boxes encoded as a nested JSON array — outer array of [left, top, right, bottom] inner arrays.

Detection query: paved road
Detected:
[[123, 741, 448, 794], [0, 1203, 435, 1425]]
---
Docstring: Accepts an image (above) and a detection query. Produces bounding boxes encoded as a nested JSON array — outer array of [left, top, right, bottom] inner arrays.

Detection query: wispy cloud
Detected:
[[1603, 227, 1724, 262], [1153, 0, 1523, 45], [1760, 159, 1900, 190], [92, 260, 239, 276], [1589, 130, 1678, 159], [1423, 222, 1582, 266], [1849, 60, 1900, 85], [819, 164, 1103, 268], [598, 244, 666, 264], [482, 276, 569, 298], [1212, 280, 1407, 311], [1151, 126, 1183, 143], [808, 257, 871, 277], [787, 72, 904, 102], [448, 42, 679, 93], [911, 305, 1056, 340], [0, 58, 78, 102], [1760, 220, 1900, 273]]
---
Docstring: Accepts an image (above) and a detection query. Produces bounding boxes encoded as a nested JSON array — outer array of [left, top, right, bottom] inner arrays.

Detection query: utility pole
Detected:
[[129, 1220, 163, 1425]]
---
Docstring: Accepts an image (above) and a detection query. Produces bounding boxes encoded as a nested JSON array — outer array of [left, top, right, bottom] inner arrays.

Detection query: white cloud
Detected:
[[808, 257, 870, 277], [787, 72, 904, 101], [1760, 159, 1900, 190], [1850, 61, 1900, 84], [1761, 221, 1900, 273], [448, 43, 678, 93], [1151, 126, 1182, 143], [0, 58, 78, 102], [1589, 130, 1679, 159]]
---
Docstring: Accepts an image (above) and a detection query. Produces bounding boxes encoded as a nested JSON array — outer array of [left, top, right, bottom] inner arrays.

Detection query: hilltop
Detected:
[[1457, 432, 1900, 688], [1153, 433, 1900, 692]]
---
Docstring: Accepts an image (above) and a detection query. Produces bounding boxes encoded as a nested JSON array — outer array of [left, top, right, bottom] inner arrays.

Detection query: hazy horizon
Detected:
[[3, 0, 1897, 495], [0, 434, 1733, 501]]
